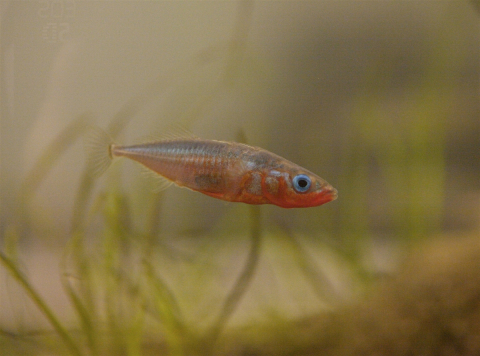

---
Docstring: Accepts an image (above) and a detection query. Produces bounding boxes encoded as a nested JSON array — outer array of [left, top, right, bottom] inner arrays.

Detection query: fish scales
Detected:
[[113, 140, 239, 192], [87, 129, 337, 208]]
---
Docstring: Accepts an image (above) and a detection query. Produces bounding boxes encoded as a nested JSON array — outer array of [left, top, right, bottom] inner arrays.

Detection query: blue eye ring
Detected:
[[292, 174, 311, 193]]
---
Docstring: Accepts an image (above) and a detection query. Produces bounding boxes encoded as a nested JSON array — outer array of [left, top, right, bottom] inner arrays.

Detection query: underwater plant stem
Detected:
[[0, 251, 83, 356], [61, 234, 99, 356], [282, 228, 342, 306], [204, 205, 262, 349], [21, 114, 91, 208]]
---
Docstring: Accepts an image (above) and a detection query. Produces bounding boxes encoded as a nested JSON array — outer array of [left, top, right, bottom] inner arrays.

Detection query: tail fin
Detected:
[[83, 126, 115, 177]]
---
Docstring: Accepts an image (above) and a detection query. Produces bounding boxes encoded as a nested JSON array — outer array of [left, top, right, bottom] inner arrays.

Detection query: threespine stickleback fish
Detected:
[[84, 128, 337, 208]]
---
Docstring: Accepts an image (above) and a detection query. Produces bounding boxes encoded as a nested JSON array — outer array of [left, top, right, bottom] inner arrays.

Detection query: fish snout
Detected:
[[321, 184, 338, 202]]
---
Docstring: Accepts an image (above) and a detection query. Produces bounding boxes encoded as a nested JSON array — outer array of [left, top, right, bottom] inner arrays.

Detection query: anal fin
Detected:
[[140, 166, 174, 193]]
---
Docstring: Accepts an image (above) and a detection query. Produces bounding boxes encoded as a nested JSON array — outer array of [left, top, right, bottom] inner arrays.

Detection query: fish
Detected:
[[84, 128, 337, 208]]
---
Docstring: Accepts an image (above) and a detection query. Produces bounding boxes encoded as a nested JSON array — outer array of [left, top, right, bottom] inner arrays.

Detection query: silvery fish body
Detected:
[[86, 129, 337, 208]]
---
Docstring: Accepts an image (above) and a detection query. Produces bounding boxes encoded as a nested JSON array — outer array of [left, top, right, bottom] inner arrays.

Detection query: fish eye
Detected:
[[292, 174, 311, 193]]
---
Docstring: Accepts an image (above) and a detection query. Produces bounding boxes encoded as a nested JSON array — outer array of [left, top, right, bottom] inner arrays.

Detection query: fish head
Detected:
[[263, 168, 337, 208]]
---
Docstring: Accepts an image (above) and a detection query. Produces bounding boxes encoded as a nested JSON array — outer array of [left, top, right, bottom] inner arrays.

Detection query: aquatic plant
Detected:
[[1, 1, 477, 355]]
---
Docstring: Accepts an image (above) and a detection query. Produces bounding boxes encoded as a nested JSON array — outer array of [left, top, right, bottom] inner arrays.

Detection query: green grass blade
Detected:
[[0, 251, 83, 356], [21, 113, 92, 207], [204, 205, 262, 348]]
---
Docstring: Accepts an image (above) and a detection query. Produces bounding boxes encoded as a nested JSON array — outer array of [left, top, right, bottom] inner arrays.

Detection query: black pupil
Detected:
[[298, 179, 308, 188]]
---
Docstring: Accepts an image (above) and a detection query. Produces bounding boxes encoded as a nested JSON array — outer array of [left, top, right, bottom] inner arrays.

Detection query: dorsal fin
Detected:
[[142, 123, 199, 143]]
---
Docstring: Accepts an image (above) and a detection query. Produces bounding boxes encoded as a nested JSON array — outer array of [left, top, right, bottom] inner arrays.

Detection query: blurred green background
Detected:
[[1, 1, 479, 355]]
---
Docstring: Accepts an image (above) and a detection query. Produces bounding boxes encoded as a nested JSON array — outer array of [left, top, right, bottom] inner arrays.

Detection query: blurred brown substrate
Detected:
[[213, 235, 480, 356]]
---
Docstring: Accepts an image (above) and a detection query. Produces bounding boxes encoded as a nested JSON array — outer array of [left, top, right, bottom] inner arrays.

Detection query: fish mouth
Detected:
[[328, 187, 338, 200], [321, 186, 338, 203]]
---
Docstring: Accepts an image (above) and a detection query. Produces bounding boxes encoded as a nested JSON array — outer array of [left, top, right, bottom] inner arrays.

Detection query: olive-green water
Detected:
[[1, 1, 479, 355]]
